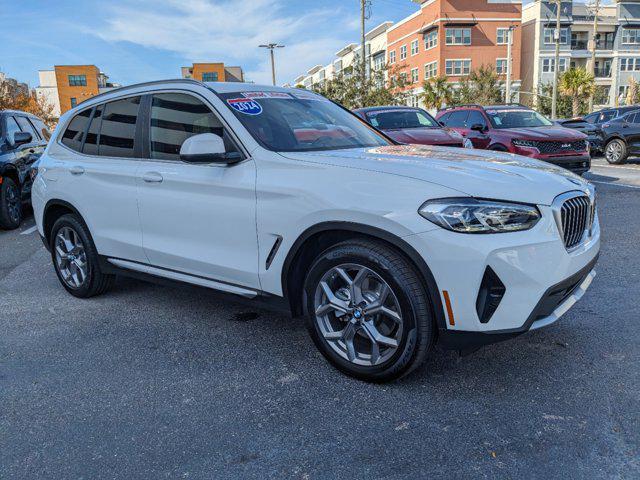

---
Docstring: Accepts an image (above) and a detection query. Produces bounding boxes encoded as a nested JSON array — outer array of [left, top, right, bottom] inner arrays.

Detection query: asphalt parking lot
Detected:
[[1, 163, 639, 479]]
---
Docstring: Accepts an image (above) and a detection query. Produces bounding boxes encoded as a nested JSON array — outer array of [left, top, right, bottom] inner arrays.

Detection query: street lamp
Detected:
[[259, 43, 285, 86]]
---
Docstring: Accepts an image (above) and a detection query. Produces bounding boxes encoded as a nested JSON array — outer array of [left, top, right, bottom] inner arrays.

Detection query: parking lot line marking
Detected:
[[590, 180, 640, 190], [20, 225, 37, 235]]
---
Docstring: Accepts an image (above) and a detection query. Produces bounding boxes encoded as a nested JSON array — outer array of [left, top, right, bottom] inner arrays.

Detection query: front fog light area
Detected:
[[419, 198, 541, 233]]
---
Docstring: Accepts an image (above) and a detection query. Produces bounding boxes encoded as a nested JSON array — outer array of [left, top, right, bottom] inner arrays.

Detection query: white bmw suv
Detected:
[[32, 80, 600, 382]]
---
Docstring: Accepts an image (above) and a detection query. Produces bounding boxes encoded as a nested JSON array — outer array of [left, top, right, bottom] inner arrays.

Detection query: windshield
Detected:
[[217, 90, 391, 152], [486, 109, 554, 129], [365, 108, 439, 129]]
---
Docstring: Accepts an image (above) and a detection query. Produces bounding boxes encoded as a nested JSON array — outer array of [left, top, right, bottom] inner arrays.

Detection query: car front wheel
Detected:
[[605, 138, 627, 164], [304, 239, 435, 382]]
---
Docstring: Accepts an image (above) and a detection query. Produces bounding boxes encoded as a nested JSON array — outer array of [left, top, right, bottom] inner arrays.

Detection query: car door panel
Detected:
[[136, 92, 260, 289], [14, 116, 45, 199]]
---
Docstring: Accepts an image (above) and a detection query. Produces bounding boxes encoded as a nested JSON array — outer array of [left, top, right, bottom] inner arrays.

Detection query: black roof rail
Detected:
[[77, 78, 205, 105], [437, 104, 484, 112]]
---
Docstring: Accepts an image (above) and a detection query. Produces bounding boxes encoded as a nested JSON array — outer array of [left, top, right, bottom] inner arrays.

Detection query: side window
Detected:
[[632, 113, 640, 124], [583, 113, 597, 123], [149, 92, 236, 160], [466, 110, 487, 128], [83, 105, 103, 155], [29, 118, 51, 141], [61, 108, 92, 152], [600, 111, 616, 122], [4, 116, 22, 144], [98, 96, 141, 158], [446, 110, 469, 128], [438, 113, 450, 124], [15, 116, 39, 141]]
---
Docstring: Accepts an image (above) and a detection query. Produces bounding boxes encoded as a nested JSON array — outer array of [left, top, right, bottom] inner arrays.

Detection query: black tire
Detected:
[[303, 239, 435, 382], [0, 177, 22, 230], [604, 138, 627, 164], [50, 214, 115, 298]]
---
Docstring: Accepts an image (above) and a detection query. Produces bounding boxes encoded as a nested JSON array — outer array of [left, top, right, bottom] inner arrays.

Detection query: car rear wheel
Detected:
[[0, 177, 22, 230], [50, 214, 115, 298], [605, 139, 627, 164], [303, 239, 435, 382]]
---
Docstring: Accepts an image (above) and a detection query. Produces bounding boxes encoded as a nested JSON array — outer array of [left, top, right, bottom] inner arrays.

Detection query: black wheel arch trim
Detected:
[[0, 164, 20, 185], [42, 199, 86, 244], [281, 221, 448, 331]]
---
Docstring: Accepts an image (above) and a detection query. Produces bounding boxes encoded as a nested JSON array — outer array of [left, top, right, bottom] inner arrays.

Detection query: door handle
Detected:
[[69, 166, 85, 175], [142, 171, 163, 183]]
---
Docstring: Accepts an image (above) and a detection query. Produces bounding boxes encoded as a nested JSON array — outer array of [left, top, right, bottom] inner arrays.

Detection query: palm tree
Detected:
[[559, 68, 595, 117], [420, 76, 454, 110], [467, 65, 503, 104]]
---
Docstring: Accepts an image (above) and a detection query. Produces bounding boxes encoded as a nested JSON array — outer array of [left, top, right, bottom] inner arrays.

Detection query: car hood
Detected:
[[279, 144, 591, 206], [383, 127, 462, 145], [501, 126, 587, 140]]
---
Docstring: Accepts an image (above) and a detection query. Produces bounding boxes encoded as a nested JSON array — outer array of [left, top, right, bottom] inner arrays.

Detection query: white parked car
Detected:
[[32, 80, 600, 382]]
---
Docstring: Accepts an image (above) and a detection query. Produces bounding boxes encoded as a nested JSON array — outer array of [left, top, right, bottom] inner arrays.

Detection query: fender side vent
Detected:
[[265, 235, 283, 270], [475, 267, 506, 324]]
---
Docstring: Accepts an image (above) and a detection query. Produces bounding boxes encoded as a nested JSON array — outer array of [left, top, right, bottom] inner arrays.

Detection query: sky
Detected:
[[0, 0, 420, 88]]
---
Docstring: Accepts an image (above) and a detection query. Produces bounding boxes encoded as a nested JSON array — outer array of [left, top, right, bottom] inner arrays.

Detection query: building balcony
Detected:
[[594, 67, 611, 78], [596, 40, 614, 50], [571, 40, 588, 50]]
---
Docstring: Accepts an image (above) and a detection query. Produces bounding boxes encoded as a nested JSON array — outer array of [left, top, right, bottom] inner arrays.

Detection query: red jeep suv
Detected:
[[436, 105, 590, 175]]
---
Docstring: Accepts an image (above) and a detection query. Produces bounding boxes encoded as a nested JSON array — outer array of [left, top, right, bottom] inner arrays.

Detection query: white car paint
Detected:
[[32, 80, 600, 338]]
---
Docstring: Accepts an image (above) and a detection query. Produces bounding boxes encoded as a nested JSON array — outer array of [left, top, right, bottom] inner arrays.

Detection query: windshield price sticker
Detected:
[[227, 98, 263, 115], [242, 91, 293, 99], [291, 91, 328, 101]]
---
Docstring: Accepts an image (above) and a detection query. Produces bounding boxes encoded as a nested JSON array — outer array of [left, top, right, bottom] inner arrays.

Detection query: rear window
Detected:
[[61, 108, 92, 152]]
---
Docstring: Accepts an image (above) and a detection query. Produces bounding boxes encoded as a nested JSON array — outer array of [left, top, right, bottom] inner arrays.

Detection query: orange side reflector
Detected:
[[0, 176, 3, 184], [442, 290, 455, 326]]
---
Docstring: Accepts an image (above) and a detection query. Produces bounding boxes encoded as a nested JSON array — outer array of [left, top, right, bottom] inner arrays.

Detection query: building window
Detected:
[[407, 95, 419, 108], [496, 58, 508, 74], [389, 50, 396, 64], [68, 75, 87, 86], [334, 59, 343, 73], [445, 28, 471, 46], [622, 28, 640, 45], [399, 71, 407, 84], [411, 39, 419, 56], [619, 85, 629, 99], [400, 45, 407, 60], [424, 61, 438, 79], [201, 72, 219, 82], [411, 67, 419, 83], [70, 97, 77, 108], [424, 30, 438, 50], [496, 28, 510, 45], [445, 59, 471, 76], [373, 52, 385, 71], [620, 57, 640, 71], [543, 28, 569, 45], [542, 58, 567, 73]]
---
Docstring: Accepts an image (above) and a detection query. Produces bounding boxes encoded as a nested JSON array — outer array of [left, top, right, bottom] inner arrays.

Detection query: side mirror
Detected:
[[470, 123, 486, 132], [179, 133, 241, 164], [13, 131, 33, 147]]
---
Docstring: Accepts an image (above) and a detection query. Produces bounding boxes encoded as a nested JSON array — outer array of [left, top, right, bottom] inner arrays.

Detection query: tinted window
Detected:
[[600, 111, 616, 122], [98, 96, 140, 158], [487, 109, 554, 128], [29, 118, 51, 141], [583, 113, 598, 123], [466, 110, 487, 128], [149, 93, 231, 160], [83, 105, 103, 155], [4, 116, 22, 144], [61, 108, 92, 152], [444, 110, 469, 128], [15, 116, 38, 141], [366, 108, 438, 129]]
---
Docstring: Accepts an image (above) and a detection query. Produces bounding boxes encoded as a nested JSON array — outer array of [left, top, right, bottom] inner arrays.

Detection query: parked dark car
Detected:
[[0, 110, 50, 229], [556, 118, 603, 155], [583, 106, 640, 126], [436, 104, 590, 175], [600, 109, 640, 164], [353, 106, 471, 148]]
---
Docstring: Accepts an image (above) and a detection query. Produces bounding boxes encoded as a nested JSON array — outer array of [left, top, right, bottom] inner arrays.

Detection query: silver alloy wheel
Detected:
[[606, 140, 622, 162], [6, 182, 20, 223], [54, 226, 88, 289], [313, 263, 403, 366]]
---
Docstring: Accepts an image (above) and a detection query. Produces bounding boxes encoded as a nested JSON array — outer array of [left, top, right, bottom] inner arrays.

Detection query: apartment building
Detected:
[[181, 63, 244, 82], [388, 0, 522, 107], [35, 65, 118, 120], [292, 21, 394, 88], [522, 0, 640, 109]]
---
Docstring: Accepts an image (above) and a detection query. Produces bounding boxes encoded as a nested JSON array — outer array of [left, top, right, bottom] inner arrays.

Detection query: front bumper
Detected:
[[537, 153, 591, 175], [403, 205, 600, 348]]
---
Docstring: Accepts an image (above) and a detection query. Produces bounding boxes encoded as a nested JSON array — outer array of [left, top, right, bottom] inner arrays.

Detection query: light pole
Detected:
[[259, 43, 285, 86], [588, 0, 601, 112], [551, 0, 562, 119], [505, 25, 516, 104]]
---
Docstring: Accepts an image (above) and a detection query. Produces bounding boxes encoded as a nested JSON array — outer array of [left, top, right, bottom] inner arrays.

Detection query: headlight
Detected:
[[418, 198, 541, 233], [463, 138, 474, 149]]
